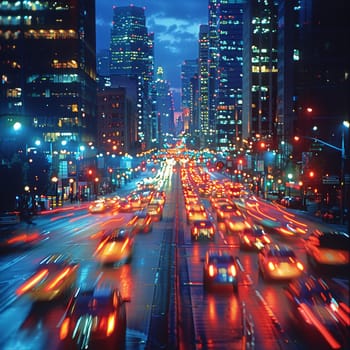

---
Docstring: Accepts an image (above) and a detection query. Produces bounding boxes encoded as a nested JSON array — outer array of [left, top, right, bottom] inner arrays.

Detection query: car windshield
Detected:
[[268, 249, 295, 258], [209, 255, 234, 264]]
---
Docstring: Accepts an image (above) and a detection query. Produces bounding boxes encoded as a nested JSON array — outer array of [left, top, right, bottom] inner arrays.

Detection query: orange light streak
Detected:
[[298, 303, 342, 349], [45, 267, 71, 291], [17, 269, 49, 295]]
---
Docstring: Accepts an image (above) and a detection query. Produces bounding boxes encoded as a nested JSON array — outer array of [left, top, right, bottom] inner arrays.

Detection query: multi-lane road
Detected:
[[0, 162, 348, 350]]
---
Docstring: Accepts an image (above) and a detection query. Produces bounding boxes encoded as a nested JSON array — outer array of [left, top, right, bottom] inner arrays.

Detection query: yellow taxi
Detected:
[[94, 228, 134, 265], [16, 254, 79, 301]]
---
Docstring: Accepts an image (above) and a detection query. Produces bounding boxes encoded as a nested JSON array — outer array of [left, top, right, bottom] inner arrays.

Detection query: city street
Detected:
[[0, 164, 348, 350]]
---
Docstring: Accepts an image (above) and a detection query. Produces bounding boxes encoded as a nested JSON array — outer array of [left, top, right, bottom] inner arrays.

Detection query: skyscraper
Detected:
[[154, 67, 175, 146], [211, 0, 245, 151], [0, 0, 97, 143], [245, 0, 278, 139], [181, 59, 198, 131], [198, 25, 211, 148], [109, 5, 154, 151]]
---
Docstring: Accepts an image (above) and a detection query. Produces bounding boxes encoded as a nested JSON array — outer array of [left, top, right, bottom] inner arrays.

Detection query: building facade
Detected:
[[109, 5, 154, 151], [0, 0, 97, 143]]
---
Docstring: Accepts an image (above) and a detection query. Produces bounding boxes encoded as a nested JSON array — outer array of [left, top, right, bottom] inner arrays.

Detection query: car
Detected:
[[321, 206, 348, 223], [203, 249, 238, 292], [94, 227, 134, 265], [224, 213, 250, 234], [0, 225, 47, 250], [59, 283, 129, 349], [210, 197, 234, 211], [128, 210, 153, 233], [190, 220, 215, 241], [116, 198, 133, 212], [257, 244, 305, 281], [16, 254, 79, 301], [186, 204, 208, 224], [305, 230, 349, 274], [146, 202, 163, 221], [238, 225, 271, 250], [89, 199, 107, 213], [216, 203, 239, 222], [284, 275, 349, 349], [126, 193, 142, 209]]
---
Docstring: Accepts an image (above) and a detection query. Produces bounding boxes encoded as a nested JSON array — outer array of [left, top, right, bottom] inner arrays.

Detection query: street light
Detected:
[[295, 121, 349, 227]]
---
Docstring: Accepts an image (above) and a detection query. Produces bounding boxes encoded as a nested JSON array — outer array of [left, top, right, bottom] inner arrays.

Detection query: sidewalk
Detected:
[[291, 201, 349, 233]]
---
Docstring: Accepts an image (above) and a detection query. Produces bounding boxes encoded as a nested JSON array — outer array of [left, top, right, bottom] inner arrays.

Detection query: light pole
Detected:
[[296, 121, 349, 227], [287, 173, 293, 196]]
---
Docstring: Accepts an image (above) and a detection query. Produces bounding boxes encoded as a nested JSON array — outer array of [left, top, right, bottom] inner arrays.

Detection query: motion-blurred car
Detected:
[[0, 225, 47, 250], [258, 244, 304, 281], [284, 275, 349, 349], [305, 230, 349, 273], [59, 283, 129, 349], [191, 220, 215, 241], [126, 193, 142, 209], [16, 254, 79, 301], [94, 228, 134, 265], [116, 198, 133, 212], [128, 210, 153, 233], [239, 225, 271, 250], [203, 249, 238, 292], [89, 200, 107, 213], [224, 213, 249, 234], [186, 204, 208, 224], [321, 206, 348, 224], [216, 203, 239, 222], [146, 202, 163, 221]]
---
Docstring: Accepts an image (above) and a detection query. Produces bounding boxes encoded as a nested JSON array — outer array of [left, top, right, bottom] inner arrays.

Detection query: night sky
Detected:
[[96, 1, 208, 109]]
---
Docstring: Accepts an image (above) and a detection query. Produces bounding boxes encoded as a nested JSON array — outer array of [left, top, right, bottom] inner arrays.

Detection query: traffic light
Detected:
[[308, 170, 315, 178]]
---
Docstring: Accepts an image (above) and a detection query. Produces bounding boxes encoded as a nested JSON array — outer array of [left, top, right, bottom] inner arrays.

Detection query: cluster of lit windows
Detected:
[[25, 29, 77, 40], [6, 87, 21, 98], [0, 15, 31, 25], [51, 59, 78, 69], [252, 65, 278, 73], [0, 29, 20, 39], [0, 1, 46, 11], [27, 74, 79, 84]]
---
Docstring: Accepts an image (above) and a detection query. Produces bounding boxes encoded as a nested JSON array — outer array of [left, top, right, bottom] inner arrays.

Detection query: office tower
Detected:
[[244, 0, 278, 140], [210, 0, 245, 151], [181, 59, 199, 135], [109, 5, 154, 151], [154, 67, 175, 146], [198, 25, 212, 148], [97, 49, 111, 77], [0, 0, 97, 143]]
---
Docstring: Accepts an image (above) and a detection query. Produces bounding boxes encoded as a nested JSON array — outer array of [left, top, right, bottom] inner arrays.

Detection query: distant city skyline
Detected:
[[96, 0, 207, 110]]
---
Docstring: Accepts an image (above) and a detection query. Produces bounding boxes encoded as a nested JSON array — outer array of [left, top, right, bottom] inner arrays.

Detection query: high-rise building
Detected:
[[198, 25, 212, 148], [243, 0, 278, 140], [109, 5, 154, 151], [211, 0, 245, 151], [97, 49, 111, 77], [0, 0, 97, 143], [154, 67, 175, 146], [181, 59, 198, 134]]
